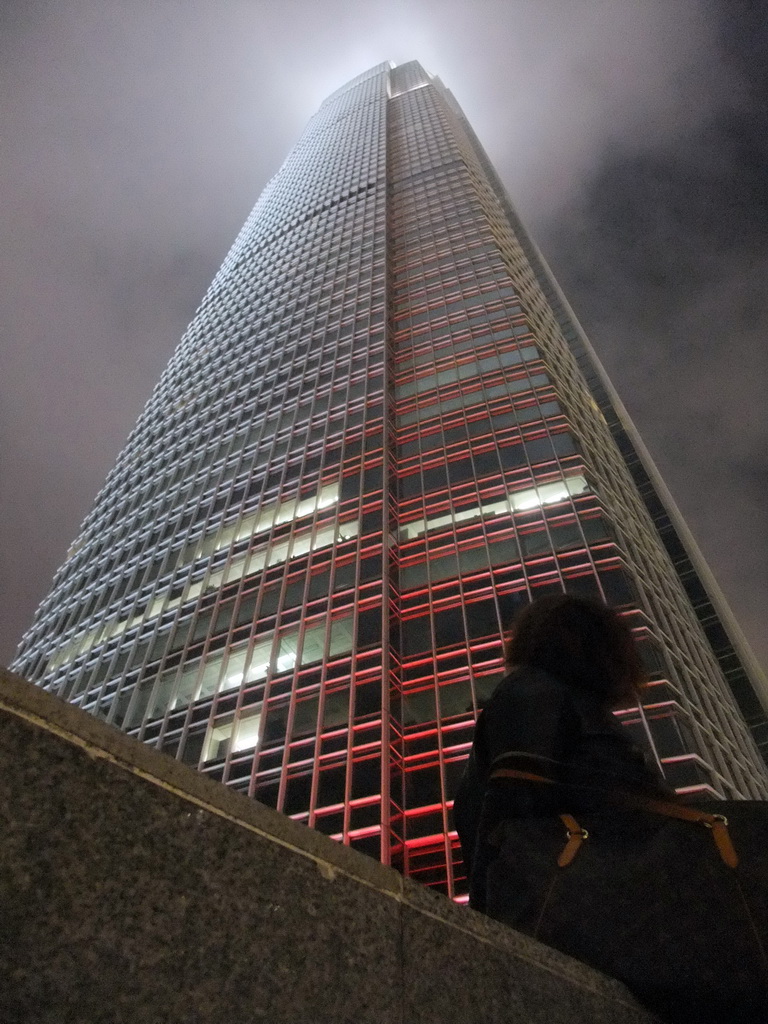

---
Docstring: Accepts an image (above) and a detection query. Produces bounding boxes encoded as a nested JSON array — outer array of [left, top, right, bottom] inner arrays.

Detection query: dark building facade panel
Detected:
[[13, 61, 768, 901]]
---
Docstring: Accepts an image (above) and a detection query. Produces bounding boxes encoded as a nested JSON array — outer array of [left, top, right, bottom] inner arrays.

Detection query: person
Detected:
[[454, 594, 669, 908], [453, 594, 768, 1023]]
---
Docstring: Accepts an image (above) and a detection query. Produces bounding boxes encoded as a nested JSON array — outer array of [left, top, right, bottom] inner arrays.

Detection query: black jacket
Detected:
[[453, 665, 671, 905]]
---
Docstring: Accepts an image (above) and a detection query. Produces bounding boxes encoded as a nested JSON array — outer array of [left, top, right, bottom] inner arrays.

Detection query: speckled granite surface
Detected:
[[0, 667, 658, 1023]]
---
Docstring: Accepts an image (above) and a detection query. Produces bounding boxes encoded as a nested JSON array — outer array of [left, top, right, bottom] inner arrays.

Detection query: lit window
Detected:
[[203, 708, 262, 761], [398, 475, 588, 541]]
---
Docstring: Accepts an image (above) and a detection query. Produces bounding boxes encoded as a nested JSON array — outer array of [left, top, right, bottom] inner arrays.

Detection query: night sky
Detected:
[[2, 1, 766, 678]]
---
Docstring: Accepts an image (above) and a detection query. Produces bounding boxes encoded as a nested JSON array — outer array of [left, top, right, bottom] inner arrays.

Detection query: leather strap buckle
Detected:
[[559, 813, 588, 867]]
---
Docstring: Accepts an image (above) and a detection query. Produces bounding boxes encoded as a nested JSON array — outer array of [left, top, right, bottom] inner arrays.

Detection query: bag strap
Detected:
[[488, 767, 739, 868], [609, 792, 739, 868], [558, 814, 588, 867], [490, 767, 556, 785]]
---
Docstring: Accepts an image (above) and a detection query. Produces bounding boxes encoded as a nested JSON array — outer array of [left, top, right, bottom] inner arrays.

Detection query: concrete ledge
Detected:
[[0, 667, 658, 1023]]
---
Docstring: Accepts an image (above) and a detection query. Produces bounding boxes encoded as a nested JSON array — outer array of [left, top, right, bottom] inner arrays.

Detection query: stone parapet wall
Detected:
[[0, 668, 656, 1023]]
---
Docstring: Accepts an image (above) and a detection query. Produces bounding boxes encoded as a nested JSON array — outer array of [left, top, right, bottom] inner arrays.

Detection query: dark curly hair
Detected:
[[504, 594, 644, 703]]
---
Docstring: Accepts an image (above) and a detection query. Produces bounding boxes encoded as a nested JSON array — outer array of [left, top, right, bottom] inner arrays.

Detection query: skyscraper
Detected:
[[13, 61, 768, 899]]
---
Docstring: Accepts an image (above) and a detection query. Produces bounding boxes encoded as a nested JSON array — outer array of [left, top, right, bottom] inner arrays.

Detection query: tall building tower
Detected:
[[13, 61, 768, 899]]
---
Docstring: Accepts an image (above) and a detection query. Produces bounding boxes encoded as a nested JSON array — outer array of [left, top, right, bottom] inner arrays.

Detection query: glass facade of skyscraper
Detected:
[[13, 61, 768, 900]]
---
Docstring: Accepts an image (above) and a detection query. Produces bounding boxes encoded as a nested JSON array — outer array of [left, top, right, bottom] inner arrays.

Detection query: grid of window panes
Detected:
[[446, 98, 768, 771], [440, 89, 768, 804], [469, 166, 768, 767], [14, 62, 393, 862], [384, 63, 768, 899], [13, 61, 768, 899]]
